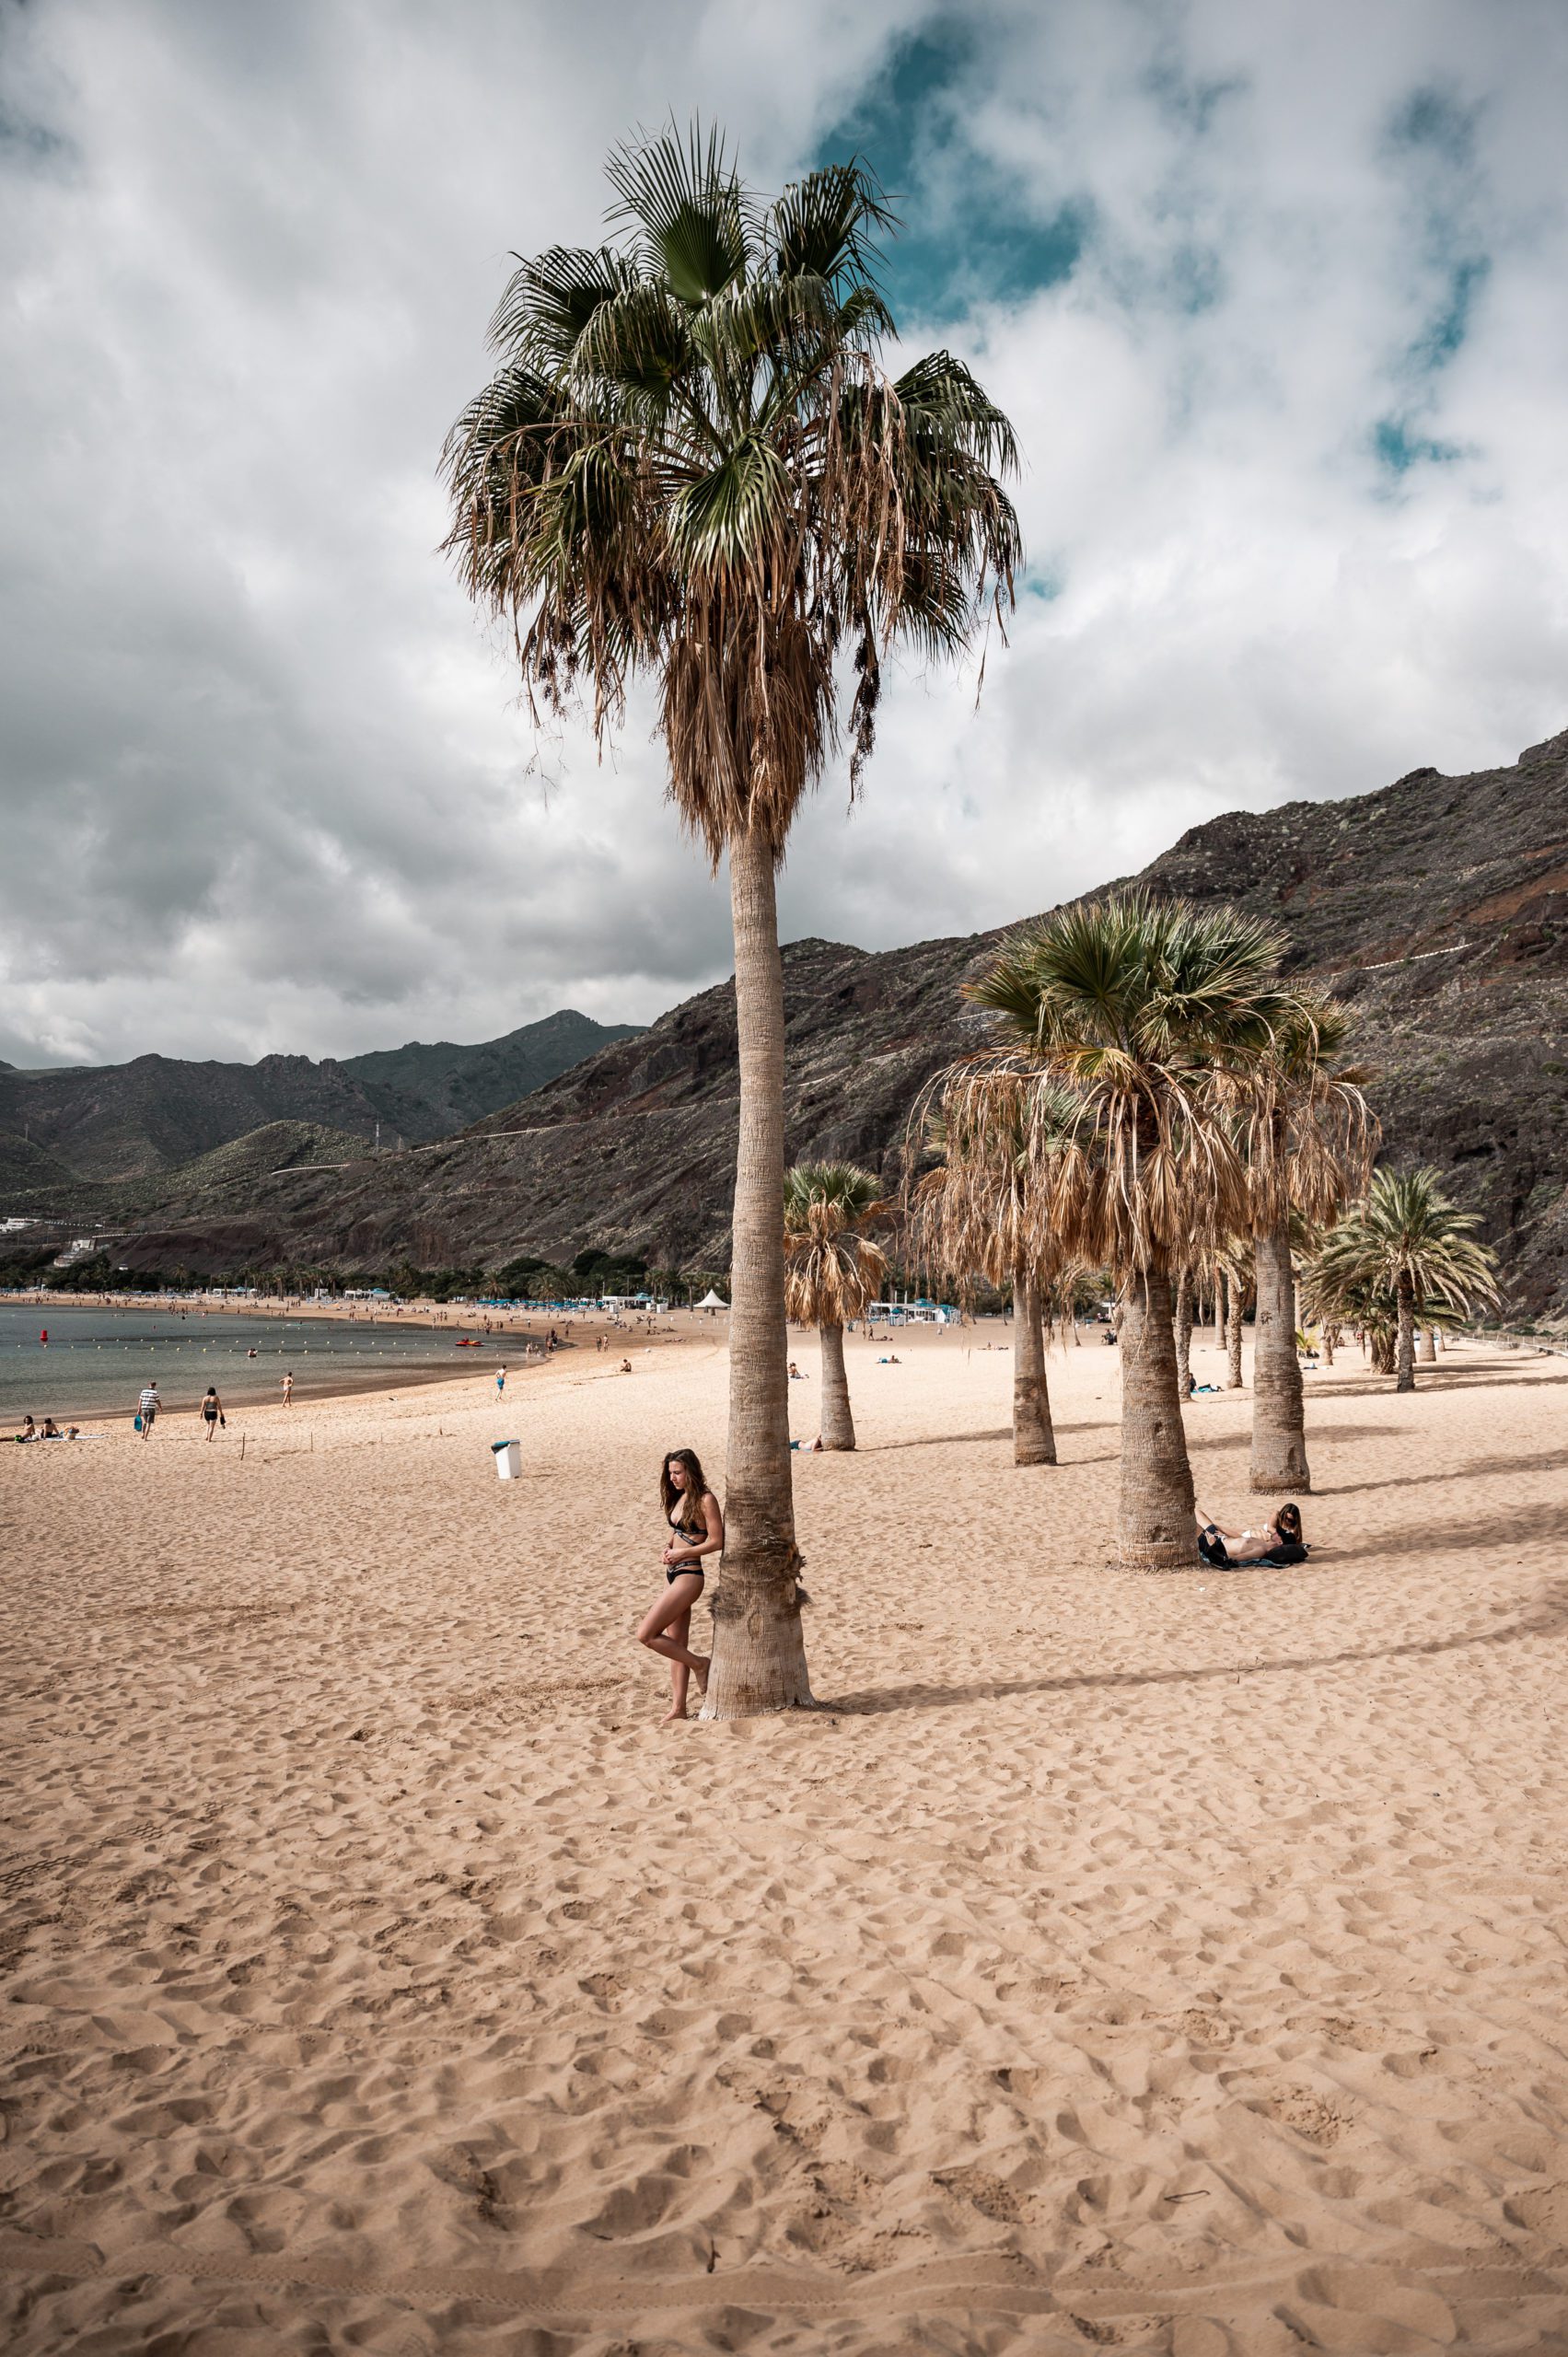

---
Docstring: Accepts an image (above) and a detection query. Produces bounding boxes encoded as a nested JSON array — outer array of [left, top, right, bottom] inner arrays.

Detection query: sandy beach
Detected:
[[5, 1325, 1567, 2353]]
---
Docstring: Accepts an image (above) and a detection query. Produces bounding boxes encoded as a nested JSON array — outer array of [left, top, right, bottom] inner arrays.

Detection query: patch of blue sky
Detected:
[[1407, 252, 1490, 374], [810, 21, 1087, 324], [1385, 85, 1480, 171], [1372, 418, 1469, 475], [1370, 84, 1492, 480]]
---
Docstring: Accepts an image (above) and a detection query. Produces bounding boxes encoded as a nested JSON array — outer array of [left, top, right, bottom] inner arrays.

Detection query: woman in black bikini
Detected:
[[637, 1447, 723, 1721]]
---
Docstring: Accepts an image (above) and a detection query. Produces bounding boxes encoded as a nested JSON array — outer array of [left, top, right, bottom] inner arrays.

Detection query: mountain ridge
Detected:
[[0, 1008, 641, 1183], [7, 728, 1566, 1317]]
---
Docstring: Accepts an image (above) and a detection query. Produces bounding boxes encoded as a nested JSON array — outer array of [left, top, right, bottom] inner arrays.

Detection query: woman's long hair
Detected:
[[1276, 1502, 1303, 1542], [660, 1447, 713, 1527]]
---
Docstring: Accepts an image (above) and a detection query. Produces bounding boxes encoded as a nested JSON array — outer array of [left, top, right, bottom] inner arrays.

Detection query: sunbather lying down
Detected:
[[1195, 1502, 1307, 1567]]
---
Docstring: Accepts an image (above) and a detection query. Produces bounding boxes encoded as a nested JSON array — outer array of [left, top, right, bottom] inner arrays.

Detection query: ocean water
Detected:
[[0, 1302, 494, 1426]]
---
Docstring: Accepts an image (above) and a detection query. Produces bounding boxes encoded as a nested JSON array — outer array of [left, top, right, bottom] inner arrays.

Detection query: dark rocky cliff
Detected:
[[38, 727, 1568, 1318]]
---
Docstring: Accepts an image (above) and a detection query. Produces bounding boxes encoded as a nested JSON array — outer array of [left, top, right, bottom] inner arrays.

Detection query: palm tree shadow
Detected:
[[823, 1573, 1568, 1718], [871, 1425, 1099, 1451], [1325, 1448, 1564, 1497], [1183, 1422, 1407, 1453]]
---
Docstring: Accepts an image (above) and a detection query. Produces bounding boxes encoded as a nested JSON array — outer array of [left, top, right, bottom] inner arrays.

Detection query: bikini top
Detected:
[[670, 1505, 707, 1541]]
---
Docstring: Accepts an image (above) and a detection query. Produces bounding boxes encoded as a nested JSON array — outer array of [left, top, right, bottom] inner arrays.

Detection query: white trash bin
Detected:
[[493, 1439, 521, 1480]]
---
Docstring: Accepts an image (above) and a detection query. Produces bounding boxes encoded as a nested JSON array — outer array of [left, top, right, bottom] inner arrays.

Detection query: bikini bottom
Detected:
[[666, 1566, 706, 1587]]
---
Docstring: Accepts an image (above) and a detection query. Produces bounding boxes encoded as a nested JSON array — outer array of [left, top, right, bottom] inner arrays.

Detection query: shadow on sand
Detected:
[[870, 1425, 1100, 1452], [823, 1572, 1568, 1719], [1323, 1447, 1565, 1498]]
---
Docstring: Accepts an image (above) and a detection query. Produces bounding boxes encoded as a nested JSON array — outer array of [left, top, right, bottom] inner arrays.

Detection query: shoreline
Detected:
[[4, 1309, 727, 1427]]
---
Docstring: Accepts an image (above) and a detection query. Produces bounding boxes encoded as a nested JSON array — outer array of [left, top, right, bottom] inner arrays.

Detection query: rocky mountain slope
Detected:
[[0, 1009, 639, 1183], [336, 1008, 641, 1137], [16, 728, 1568, 1318]]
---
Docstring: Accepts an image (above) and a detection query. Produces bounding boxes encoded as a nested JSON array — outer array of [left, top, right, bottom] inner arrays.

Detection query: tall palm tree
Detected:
[[1232, 994, 1373, 1492], [1218, 1238, 1252, 1389], [1174, 1264, 1194, 1396], [442, 128, 1019, 1714], [913, 1075, 1079, 1465], [961, 893, 1289, 1569], [1305, 1167, 1500, 1390], [783, 1162, 888, 1451]]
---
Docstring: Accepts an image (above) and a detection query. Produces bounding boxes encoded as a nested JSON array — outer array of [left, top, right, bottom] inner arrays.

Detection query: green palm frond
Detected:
[[605, 122, 753, 303], [767, 160, 897, 295], [488, 246, 638, 368]]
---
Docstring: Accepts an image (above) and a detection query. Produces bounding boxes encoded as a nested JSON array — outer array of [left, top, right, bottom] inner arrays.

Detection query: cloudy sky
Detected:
[[3, 0, 1565, 1069]]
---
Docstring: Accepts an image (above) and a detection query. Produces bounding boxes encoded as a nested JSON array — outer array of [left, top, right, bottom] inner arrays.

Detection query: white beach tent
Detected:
[[695, 1289, 729, 1310]]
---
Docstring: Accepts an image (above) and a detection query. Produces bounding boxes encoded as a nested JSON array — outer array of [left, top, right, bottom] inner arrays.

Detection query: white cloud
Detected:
[[1, 0, 1564, 1066]]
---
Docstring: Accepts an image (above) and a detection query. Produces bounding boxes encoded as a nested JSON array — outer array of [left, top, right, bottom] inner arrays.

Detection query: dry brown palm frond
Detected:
[[783, 1161, 889, 1327], [1215, 987, 1378, 1225], [911, 1065, 1086, 1306], [928, 1048, 1250, 1278]]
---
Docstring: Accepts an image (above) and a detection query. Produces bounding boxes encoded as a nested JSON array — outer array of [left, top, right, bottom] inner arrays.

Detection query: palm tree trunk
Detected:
[[1225, 1273, 1245, 1389], [1395, 1275, 1417, 1393], [703, 826, 812, 1717], [1012, 1261, 1056, 1465], [1118, 1260, 1194, 1570], [1321, 1325, 1336, 1367], [1174, 1267, 1193, 1395], [1417, 1324, 1437, 1362], [1249, 1217, 1310, 1492], [818, 1321, 854, 1451], [1212, 1279, 1224, 1348]]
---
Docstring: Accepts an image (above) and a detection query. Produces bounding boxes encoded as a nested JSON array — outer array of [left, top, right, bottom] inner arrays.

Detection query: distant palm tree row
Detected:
[[812, 892, 1501, 1576]]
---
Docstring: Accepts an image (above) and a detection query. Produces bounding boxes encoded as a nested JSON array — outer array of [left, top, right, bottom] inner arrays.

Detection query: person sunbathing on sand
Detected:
[[637, 1447, 722, 1722], [1195, 1502, 1306, 1567]]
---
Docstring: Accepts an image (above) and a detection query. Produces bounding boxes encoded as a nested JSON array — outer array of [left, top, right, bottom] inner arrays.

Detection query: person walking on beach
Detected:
[[637, 1448, 722, 1722], [137, 1380, 160, 1436], [495, 1365, 505, 1397], [282, 1371, 294, 1406], [199, 1386, 226, 1441]]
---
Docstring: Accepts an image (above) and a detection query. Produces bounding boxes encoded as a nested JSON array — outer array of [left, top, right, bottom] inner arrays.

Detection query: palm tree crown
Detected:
[[783, 1162, 889, 1326], [1310, 1167, 1501, 1320], [1229, 989, 1376, 1228], [442, 124, 1021, 865], [961, 891, 1293, 1271]]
